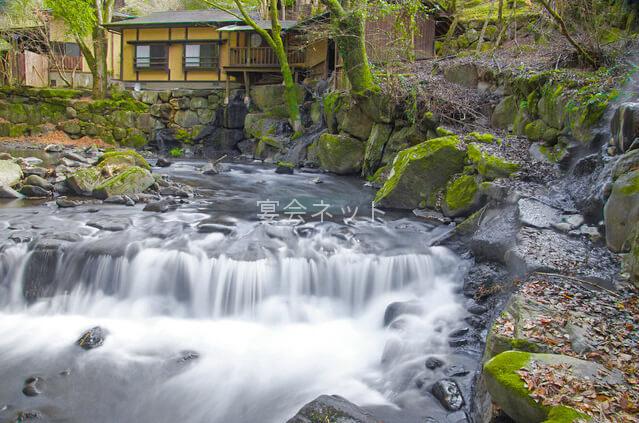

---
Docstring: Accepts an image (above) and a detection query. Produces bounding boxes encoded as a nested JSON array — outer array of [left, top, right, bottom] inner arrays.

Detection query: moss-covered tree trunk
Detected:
[[320, 0, 377, 95], [92, 27, 109, 99]]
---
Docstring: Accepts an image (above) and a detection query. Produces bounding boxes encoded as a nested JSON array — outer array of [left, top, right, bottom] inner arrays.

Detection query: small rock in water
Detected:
[[156, 158, 171, 168], [124, 196, 135, 207], [197, 223, 234, 235], [449, 338, 469, 348], [383, 301, 423, 327], [176, 350, 200, 364], [87, 218, 130, 232], [464, 315, 486, 329], [20, 185, 50, 198], [22, 377, 45, 397], [56, 197, 82, 208], [159, 186, 190, 198], [0, 186, 24, 199], [445, 365, 469, 377], [275, 162, 295, 174], [449, 327, 470, 338], [143, 200, 172, 213], [201, 162, 220, 175], [9, 231, 34, 243], [287, 394, 379, 423], [467, 304, 487, 315], [44, 144, 64, 153], [431, 379, 464, 411], [15, 410, 43, 421], [425, 357, 445, 370], [311, 177, 322, 184], [76, 326, 107, 350]]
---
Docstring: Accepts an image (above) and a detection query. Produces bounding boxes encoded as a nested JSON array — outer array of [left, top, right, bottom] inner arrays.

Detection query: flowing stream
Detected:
[[0, 161, 472, 423]]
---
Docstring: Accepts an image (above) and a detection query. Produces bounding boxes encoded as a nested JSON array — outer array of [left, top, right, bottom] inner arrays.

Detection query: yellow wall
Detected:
[[121, 26, 232, 82]]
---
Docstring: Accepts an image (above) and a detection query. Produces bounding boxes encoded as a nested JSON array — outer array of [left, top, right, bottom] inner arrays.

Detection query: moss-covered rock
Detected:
[[121, 129, 148, 149], [524, 120, 559, 144], [93, 166, 154, 199], [382, 125, 427, 165], [244, 113, 288, 140], [537, 84, 566, 130], [337, 102, 374, 141], [604, 170, 639, 252], [110, 110, 137, 128], [485, 351, 608, 423], [317, 133, 365, 175], [467, 144, 519, 180], [255, 136, 283, 160], [250, 84, 305, 118], [491, 96, 519, 130], [97, 150, 151, 170], [66, 167, 104, 196], [468, 132, 496, 144], [323, 91, 344, 134], [442, 174, 483, 218], [443, 63, 479, 88], [362, 123, 392, 177], [0, 160, 23, 187], [374, 136, 466, 209], [626, 226, 639, 287]]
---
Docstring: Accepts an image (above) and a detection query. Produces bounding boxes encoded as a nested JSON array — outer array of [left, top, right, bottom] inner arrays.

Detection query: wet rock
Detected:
[[449, 338, 469, 348], [432, 379, 464, 411], [93, 167, 155, 200], [55, 197, 82, 208], [469, 205, 519, 263], [275, 162, 295, 174], [197, 223, 234, 235], [316, 133, 365, 175], [445, 365, 469, 377], [76, 326, 106, 350], [517, 197, 560, 229], [87, 218, 130, 232], [159, 186, 190, 197], [156, 158, 171, 168], [425, 357, 445, 370], [20, 185, 50, 198], [24, 175, 53, 191], [286, 394, 379, 423], [383, 301, 423, 326], [449, 328, 470, 338], [604, 169, 639, 252], [0, 185, 24, 199], [22, 377, 45, 397], [375, 137, 466, 209], [465, 315, 486, 329], [44, 144, 64, 153], [0, 160, 23, 187], [201, 162, 221, 175], [23, 167, 47, 178], [9, 231, 34, 243], [176, 350, 200, 364], [143, 200, 172, 213]]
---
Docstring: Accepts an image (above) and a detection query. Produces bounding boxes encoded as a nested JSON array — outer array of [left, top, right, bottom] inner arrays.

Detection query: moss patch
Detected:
[[97, 150, 151, 170], [445, 174, 479, 212], [468, 132, 496, 144], [484, 351, 533, 401], [467, 144, 519, 180]]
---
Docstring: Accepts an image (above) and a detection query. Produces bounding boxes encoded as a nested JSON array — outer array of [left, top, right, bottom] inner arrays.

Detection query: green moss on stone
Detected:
[[467, 144, 519, 180], [445, 174, 479, 211], [468, 132, 496, 144], [543, 406, 590, 423], [484, 351, 533, 401], [121, 131, 148, 149], [617, 171, 639, 196], [436, 127, 455, 137], [93, 166, 154, 199], [97, 150, 151, 170], [317, 133, 364, 175]]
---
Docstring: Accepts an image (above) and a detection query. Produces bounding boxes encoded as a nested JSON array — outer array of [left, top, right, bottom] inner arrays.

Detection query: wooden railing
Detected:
[[229, 47, 305, 67]]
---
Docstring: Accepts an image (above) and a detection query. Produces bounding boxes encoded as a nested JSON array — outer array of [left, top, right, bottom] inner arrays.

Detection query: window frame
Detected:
[[134, 44, 169, 71], [182, 43, 219, 71]]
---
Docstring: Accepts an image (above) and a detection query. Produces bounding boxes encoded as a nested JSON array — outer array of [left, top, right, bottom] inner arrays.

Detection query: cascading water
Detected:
[[0, 161, 471, 423]]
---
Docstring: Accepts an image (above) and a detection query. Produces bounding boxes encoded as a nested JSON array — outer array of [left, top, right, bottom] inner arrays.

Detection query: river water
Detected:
[[0, 160, 472, 423]]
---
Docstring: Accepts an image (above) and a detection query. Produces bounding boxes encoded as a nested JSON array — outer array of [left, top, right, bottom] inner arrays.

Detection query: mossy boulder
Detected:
[[244, 113, 288, 139], [491, 96, 519, 130], [604, 169, 639, 252], [468, 132, 496, 144], [255, 136, 283, 160], [337, 102, 374, 141], [316, 133, 365, 175], [0, 160, 23, 187], [537, 84, 566, 130], [374, 136, 466, 209], [250, 84, 305, 118], [362, 123, 392, 177], [626, 225, 639, 287], [382, 125, 427, 165], [610, 102, 639, 154], [110, 110, 137, 128], [121, 129, 148, 149], [442, 174, 483, 218], [485, 351, 617, 423], [173, 110, 200, 128], [467, 144, 519, 180], [93, 166, 154, 199], [323, 91, 345, 134], [66, 167, 104, 196], [97, 150, 151, 170]]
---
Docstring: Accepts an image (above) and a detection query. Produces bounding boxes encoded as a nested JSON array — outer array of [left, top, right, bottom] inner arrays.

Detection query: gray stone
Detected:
[[491, 96, 518, 130], [149, 103, 173, 120], [23, 167, 48, 178], [286, 395, 378, 423], [517, 197, 561, 229], [87, 218, 131, 232], [610, 102, 639, 154], [431, 379, 464, 411], [0, 185, 24, 199], [604, 170, 639, 252], [197, 108, 215, 124], [20, 185, 50, 198], [0, 160, 23, 187], [24, 175, 52, 190], [140, 91, 159, 105], [169, 97, 190, 110], [174, 110, 200, 128], [76, 326, 107, 350], [190, 97, 209, 110], [56, 197, 82, 208], [443, 63, 478, 89]]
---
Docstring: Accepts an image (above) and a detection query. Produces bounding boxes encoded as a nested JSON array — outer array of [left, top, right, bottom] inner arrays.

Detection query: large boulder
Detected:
[[337, 102, 373, 141], [250, 84, 305, 118], [244, 113, 290, 139], [362, 123, 392, 176], [97, 150, 151, 170], [316, 133, 365, 175], [442, 174, 483, 218], [484, 351, 620, 423], [0, 160, 23, 187], [374, 136, 466, 209], [537, 85, 567, 130], [467, 144, 519, 180], [491, 96, 519, 130], [93, 166, 154, 199], [286, 395, 378, 423], [381, 125, 427, 165], [604, 169, 639, 252], [66, 167, 104, 196], [611, 102, 639, 153]]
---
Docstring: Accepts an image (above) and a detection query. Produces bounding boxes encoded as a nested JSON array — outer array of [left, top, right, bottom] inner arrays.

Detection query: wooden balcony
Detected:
[[228, 47, 305, 68]]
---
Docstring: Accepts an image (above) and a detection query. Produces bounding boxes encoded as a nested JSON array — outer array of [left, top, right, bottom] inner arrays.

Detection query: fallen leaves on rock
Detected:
[[495, 276, 639, 422]]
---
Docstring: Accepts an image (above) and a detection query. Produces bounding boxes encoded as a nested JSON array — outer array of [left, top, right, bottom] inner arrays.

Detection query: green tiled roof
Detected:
[[105, 9, 244, 28]]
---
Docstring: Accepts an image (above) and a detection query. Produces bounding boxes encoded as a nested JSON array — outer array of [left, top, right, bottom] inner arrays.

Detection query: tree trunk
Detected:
[[333, 9, 376, 94], [91, 27, 109, 99], [271, 35, 302, 131]]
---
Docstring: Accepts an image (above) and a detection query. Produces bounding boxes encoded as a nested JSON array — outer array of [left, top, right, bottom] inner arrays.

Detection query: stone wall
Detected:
[[0, 86, 230, 150]]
